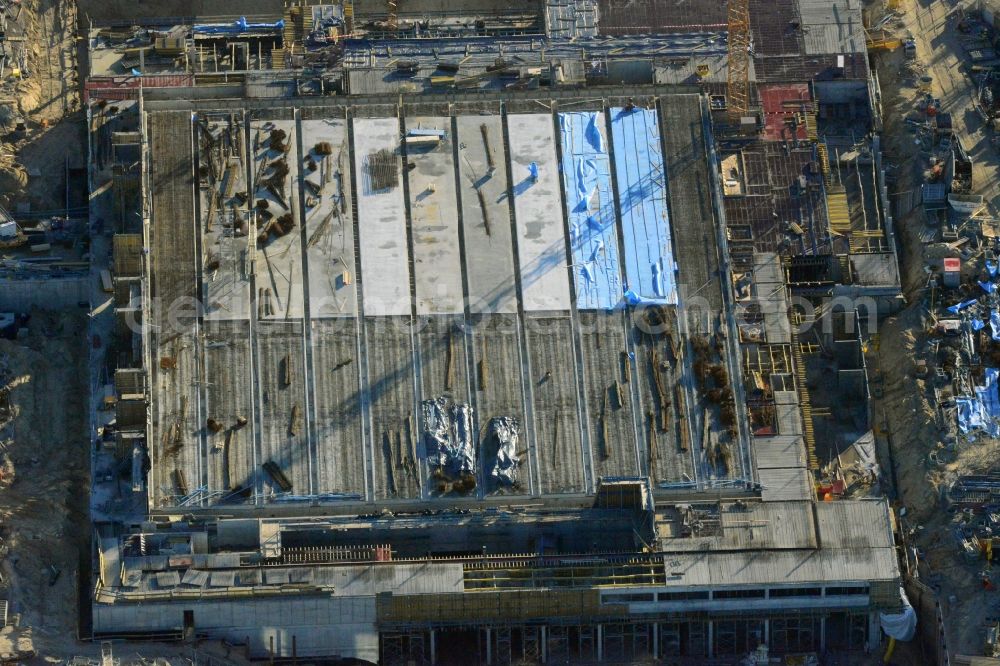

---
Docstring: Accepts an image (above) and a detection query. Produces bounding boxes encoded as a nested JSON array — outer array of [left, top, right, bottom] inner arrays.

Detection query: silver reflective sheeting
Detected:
[[489, 416, 520, 485], [421, 397, 475, 475]]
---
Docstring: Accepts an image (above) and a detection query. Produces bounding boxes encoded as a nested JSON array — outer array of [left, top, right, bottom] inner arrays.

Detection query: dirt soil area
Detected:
[[0, 0, 83, 212], [0, 311, 87, 660], [869, 0, 1000, 657]]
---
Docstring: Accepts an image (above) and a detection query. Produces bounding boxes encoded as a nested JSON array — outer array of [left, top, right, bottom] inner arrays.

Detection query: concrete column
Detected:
[[597, 625, 603, 662], [764, 619, 769, 646], [486, 628, 492, 665], [430, 629, 437, 664], [820, 616, 826, 653], [868, 612, 880, 653], [541, 626, 547, 663], [707, 621, 714, 658], [652, 623, 659, 659]]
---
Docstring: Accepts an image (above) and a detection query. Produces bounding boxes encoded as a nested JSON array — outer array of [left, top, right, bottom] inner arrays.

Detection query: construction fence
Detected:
[[906, 577, 951, 666]]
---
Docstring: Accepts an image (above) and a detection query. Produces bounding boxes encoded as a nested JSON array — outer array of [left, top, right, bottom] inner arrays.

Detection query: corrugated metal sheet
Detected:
[[654, 54, 756, 85], [759, 467, 813, 501], [799, 0, 866, 55], [661, 546, 899, 587], [753, 253, 792, 344], [660, 500, 817, 552], [776, 401, 804, 435], [852, 253, 901, 287], [245, 74, 297, 98], [84, 74, 195, 102], [754, 435, 807, 469], [815, 499, 894, 549]]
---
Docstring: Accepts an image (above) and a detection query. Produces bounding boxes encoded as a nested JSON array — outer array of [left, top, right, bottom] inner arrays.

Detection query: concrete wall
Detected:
[[93, 595, 378, 659], [78, 0, 283, 25], [0, 276, 90, 311], [815, 80, 869, 109]]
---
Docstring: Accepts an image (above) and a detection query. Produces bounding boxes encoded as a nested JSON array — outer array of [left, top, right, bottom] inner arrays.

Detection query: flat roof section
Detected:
[[365, 316, 421, 500], [353, 117, 411, 317], [629, 308, 696, 486], [203, 321, 255, 500], [255, 321, 312, 500], [507, 113, 572, 312], [405, 117, 464, 316], [151, 333, 202, 508], [456, 115, 518, 315], [415, 316, 474, 496], [300, 118, 358, 318], [252, 119, 305, 320], [577, 311, 641, 478], [149, 111, 198, 316], [755, 435, 811, 502], [310, 318, 367, 499], [559, 112, 622, 310], [147, 111, 201, 509], [525, 314, 589, 494], [596, 0, 728, 35], [660, 95, 723, 313], [198, 114, 252, 321], [610, 107, 677, 305], [470, 313, 531, 496]]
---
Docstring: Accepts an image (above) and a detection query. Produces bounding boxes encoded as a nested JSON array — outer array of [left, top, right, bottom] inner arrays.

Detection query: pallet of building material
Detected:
[[173, 468, 189, 497], [268, 128, 288, 153], [647, 410, 658, 474], [476, 188, 491, 235], [280, 354, 293, 387], [262, 460, 292, 492], [366, 148, 398, 191], [307, 208, 336, 248], [289, 404, 301, 436], [676, 387, 689, 452], [480, 124, 495, 171]]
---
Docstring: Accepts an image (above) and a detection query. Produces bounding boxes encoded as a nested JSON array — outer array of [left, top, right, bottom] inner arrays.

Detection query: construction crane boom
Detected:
[[726, 0, 752, 123]]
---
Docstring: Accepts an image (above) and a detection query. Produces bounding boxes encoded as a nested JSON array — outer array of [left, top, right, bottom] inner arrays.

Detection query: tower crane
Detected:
[[726, 0, 752, 124]]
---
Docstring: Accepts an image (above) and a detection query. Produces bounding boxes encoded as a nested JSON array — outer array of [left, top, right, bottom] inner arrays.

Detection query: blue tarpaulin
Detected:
[[973, 318, 986, 331], [958, 368, 1000, 438], [624, 289, 658, 305], [992, 310, 1000, 341], [585, 113, 604, 153], [981, 281, 996, 294], [194, 17, 285, 35], [948, 299, 978, 314], [989, 260, 998, 277], [527, 162, 539, 180], [558, 112, 620, 309], [610, 107, 677, 305]]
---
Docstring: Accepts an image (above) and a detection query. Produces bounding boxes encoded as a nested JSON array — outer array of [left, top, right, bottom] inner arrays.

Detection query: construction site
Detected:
[[74, 0, 917, 663], [58, 0, 960, 663]]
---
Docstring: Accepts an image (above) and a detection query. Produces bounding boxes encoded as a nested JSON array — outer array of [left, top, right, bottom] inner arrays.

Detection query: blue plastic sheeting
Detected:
[[989, 260, 998, 277], [982, 281, 996, 294], [610, 107, 677, 305], [958, 368, 1000, 438], [407, 128, 446, 138], [193, 17, 284, 35], [973, 318, 986, 331], [947, 298, 978, 314], [992, 310, 1000, 341], [559, 112, 621, 309]]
